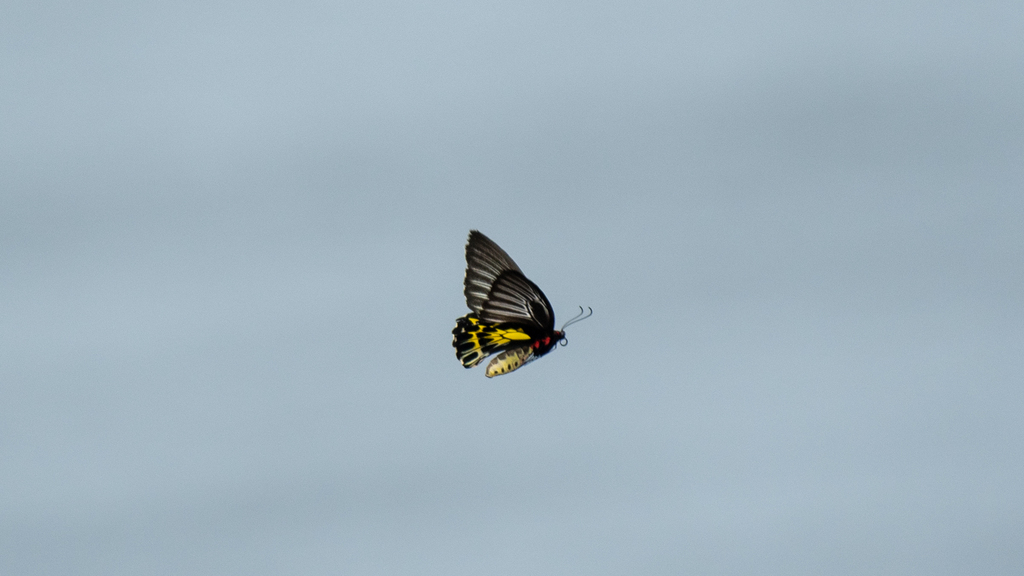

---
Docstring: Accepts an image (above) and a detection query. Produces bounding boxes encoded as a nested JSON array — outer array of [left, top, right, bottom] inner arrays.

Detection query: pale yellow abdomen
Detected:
[[485, 346, 534, 378]]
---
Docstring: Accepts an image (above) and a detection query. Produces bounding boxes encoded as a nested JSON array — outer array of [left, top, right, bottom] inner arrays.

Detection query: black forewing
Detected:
[[479, 271, 555, 330], [463, 230, 522, 313]]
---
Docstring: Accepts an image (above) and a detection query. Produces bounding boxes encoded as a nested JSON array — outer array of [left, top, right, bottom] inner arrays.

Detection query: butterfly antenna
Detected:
[[559, 306, 593, 331]]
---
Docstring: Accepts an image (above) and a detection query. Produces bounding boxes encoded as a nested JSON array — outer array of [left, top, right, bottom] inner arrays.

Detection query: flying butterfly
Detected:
[[452, 230, 591, 377]]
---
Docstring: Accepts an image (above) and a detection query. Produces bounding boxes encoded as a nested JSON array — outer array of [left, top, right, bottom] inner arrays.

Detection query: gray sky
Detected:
[[2, 1, 1022, 574]]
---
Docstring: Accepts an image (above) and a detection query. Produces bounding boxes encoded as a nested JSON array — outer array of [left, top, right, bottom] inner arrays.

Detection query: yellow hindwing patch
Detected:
[[452, 314, 531, 367]]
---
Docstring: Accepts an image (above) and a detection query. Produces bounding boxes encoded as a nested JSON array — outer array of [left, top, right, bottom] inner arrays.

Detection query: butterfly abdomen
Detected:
[[485, 346, 534, 378]]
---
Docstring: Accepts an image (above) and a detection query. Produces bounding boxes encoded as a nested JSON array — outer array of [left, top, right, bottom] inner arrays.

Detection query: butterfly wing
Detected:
[[464, 230, 522, 314], [463, 230, 555, 330], [479, 271, 555, 330], [453, 314, 532, 368]]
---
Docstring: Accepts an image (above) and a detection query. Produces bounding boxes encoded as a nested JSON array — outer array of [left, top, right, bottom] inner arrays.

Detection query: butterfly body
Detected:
[[452, 231, 573, 377]]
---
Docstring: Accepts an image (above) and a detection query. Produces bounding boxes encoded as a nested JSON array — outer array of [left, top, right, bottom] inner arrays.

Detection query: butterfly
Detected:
[[452, 230, 591, 377]]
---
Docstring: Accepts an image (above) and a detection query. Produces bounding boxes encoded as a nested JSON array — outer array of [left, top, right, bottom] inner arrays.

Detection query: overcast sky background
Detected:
[[2, 1, 1023, 574]]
